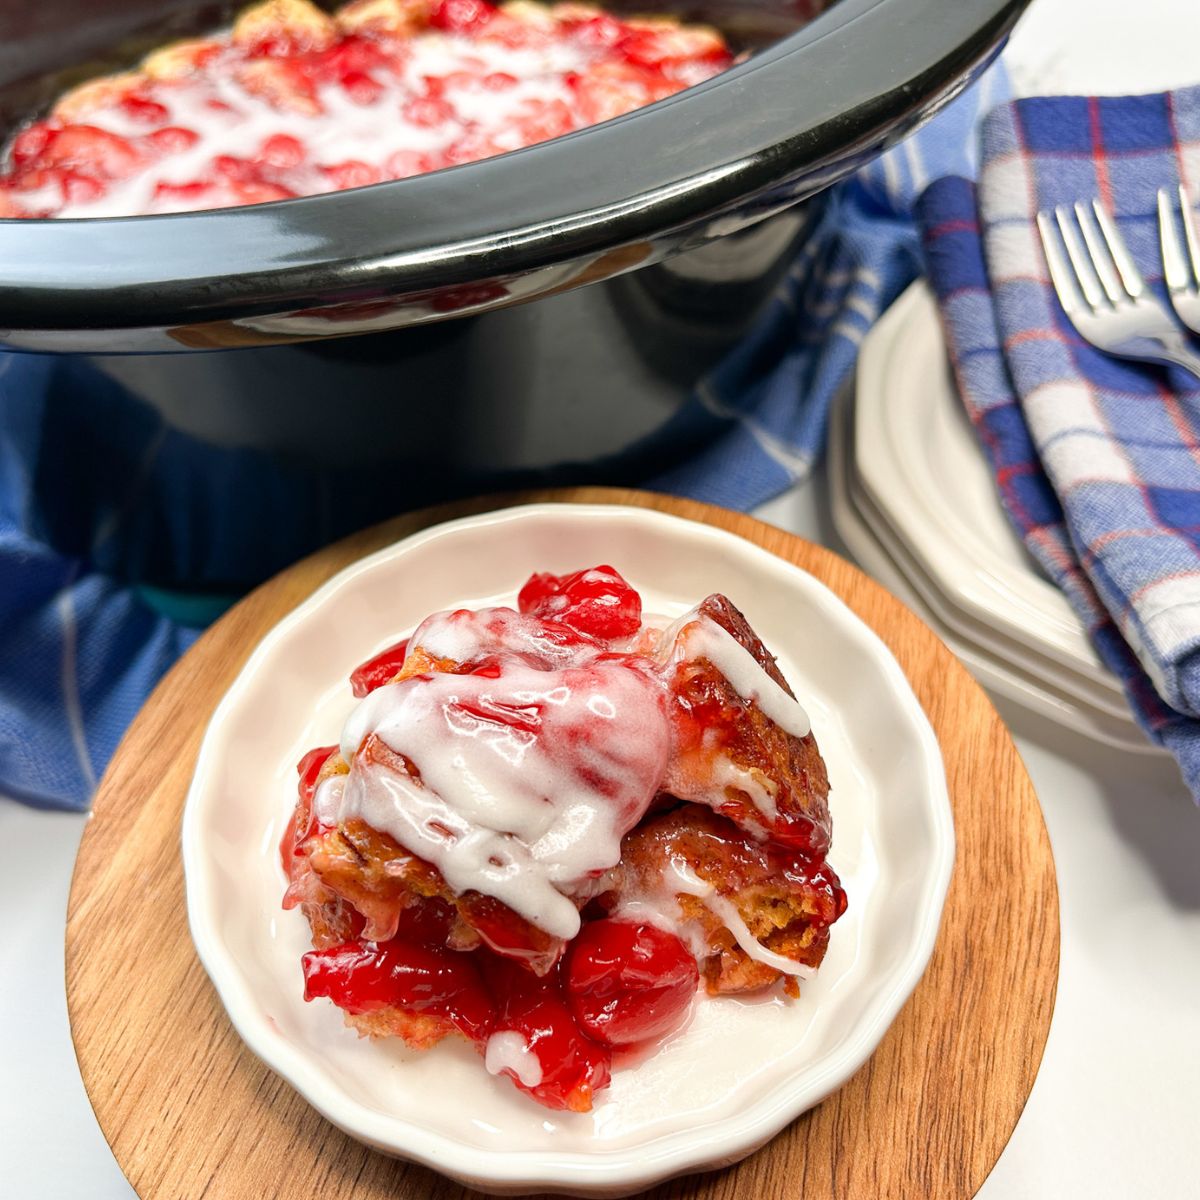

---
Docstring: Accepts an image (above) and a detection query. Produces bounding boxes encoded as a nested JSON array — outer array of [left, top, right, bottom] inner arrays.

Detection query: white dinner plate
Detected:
[[854, 282, 1123, 697], [852, 477, 1144, 727], [829, 390, 1160, 755], [183, 502, 954, 1197], [849, 452, 1135, 721]]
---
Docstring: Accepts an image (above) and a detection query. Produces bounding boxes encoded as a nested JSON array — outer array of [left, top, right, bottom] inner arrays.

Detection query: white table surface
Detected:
[[5, 0, 1200, 1195]]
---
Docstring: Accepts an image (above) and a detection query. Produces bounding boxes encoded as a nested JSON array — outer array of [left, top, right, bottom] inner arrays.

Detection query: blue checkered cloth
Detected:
[[1, 64, 1005, 812], [917, 85, 1200, 798]]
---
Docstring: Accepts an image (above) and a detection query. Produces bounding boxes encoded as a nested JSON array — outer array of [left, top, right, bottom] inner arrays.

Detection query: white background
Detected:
[[4, 0, 1200, 1195]]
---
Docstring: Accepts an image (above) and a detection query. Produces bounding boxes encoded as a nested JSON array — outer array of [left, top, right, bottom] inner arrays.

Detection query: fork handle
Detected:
[[1155, 335, 1200, 384]]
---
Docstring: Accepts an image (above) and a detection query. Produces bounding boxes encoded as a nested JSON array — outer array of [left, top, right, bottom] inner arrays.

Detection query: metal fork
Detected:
[[1036, 199, 1200, 381], [1157, 183, 1200, 335]]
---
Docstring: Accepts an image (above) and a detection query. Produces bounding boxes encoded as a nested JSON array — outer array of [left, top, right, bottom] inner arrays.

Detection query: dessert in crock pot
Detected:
[[281, 564, 846, 1112], [0, 0, 733, 217]]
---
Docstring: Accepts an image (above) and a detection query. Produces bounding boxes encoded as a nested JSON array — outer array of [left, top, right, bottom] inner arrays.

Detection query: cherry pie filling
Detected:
[[281, 564, 846, 1111], [0, 0, 734, 218]]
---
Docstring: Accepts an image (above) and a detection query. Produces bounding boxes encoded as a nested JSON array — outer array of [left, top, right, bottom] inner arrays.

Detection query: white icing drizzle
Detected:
[[312, 773, 345, 827], [667, 858, 712, 897], [321, 599, 814, 943], [706, 892, 814, 979], [673, 615, 811, 739], [406, 607, 591, 670], [610, 884, 711, 963], [609, 898, 682, 938], [709, 755, 779, 819], [334, 613, 670, 940], [484, 1031, 543, 1088], [667, 859, 814, 979]]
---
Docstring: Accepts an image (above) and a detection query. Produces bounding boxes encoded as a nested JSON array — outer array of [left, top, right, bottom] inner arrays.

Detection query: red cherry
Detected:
[[773, 853, 847, 925], [153, 180, 212, 205], [213, 154, 254, 180], [59, 172, 105, 203], [349, 638, 410, 697], [431, 70, 474, 93], [391, 897, 458, 946], [517, 565, 642, 640], [511, 98, 573, 148], [321, 159, 382, 189], [297, 744, 339, 804], [385, 150, 437, 179], [442, 130, 506, 165], [570, 13, 624, 47], [467, 656, 504, 678], [258, 133, 305, 168], [148, 126, 200, 153], [483, 959, 611, 1111], [42, 125, 142, 179], [302, 939, 495, 1042], [402, 94, 455, 127], [278, 744, 338, 869], [10, 122, 58, 167], [563, 919, 697, 1047], [231, 179, 295, 203], [340, 70, 383, 104], [313, 35, 388, 80], [430, 0, 497, 34], [517, 572, 561, 612], [458, 891, 563, 977], [767, 808, 825, 855], [119, 94, 170, 124]]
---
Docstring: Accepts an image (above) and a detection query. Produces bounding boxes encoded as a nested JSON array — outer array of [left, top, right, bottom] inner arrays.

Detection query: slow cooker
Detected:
[[0, 0, 1025, 602]]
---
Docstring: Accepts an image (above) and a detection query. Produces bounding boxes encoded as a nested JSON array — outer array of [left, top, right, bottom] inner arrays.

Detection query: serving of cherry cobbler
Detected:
[[0, 0, 733, 218], [280, 564, 846, 1112]]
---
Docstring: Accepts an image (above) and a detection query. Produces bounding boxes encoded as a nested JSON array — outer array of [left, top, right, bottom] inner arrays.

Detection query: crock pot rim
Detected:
[[0, 0, 1027, 331]]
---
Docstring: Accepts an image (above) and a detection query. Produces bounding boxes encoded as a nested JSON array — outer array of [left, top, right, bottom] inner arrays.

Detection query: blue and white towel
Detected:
[[0, 64, 1006, 811], [918, 85, 1200, 798]]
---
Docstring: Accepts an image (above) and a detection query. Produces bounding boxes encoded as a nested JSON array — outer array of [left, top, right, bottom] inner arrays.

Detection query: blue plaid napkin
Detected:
[[917, 86, 1200, 798], [1, 64, 1005, 812]]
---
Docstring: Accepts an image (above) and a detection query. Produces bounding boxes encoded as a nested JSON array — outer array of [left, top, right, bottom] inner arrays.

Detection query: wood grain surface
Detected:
[[65, 487, 1060, 1200]]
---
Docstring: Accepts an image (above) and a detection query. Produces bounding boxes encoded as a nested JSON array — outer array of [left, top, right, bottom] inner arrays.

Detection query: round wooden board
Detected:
[[66, 487, 1059, 1200]]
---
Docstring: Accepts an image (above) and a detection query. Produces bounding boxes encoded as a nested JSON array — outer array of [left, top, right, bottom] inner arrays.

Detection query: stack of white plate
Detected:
[[831, 281, 1160, 754]]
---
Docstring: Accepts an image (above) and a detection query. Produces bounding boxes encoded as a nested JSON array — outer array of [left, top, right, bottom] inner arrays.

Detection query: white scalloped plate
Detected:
[[829, 387, 1158, 755], [855, 282, 1124, 697], [183, 503, 953, 1197]]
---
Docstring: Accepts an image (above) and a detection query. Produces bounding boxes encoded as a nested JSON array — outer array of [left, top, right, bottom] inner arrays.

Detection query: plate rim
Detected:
[[828, 388, 1162, 755], [181, 500, 955, 1193], [855, 281, 1115, 686]]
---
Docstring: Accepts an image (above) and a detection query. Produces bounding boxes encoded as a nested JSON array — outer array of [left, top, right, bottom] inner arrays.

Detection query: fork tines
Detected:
[[1036, 195, 1200, 380], [1038, 199, 1147, 314], [1157, 183, 1200, 335]]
